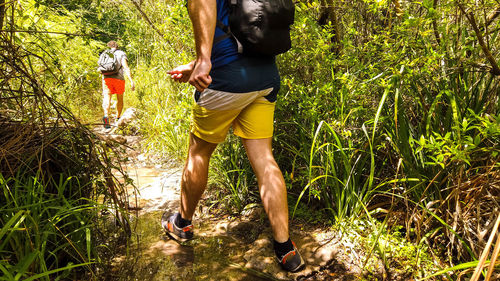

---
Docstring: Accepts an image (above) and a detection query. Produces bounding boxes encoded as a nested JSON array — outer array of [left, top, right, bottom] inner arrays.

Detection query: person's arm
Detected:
[[121, 57, 135, 91], [187, 0, 216, 92]]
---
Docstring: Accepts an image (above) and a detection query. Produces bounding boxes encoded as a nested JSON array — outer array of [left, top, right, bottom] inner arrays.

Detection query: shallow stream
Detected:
[[104, 153, 356, 280], [109, 211, 272, 281]]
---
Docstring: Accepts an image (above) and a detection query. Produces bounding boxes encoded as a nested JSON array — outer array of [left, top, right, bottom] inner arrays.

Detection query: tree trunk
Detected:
[[318, 0, 342, 54], [432, 0, 441, 45], [0, 0, 5, 31]]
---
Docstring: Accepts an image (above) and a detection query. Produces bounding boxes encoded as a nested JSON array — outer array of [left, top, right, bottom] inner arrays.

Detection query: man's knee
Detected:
[[242, 138, 274, 159], [189, 134, 218, 157]]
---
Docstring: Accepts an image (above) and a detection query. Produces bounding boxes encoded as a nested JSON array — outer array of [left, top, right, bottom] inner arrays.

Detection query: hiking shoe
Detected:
[[161, 212, 194, 242], [102, 116, 111, 129], [277, 241, 304, 272]]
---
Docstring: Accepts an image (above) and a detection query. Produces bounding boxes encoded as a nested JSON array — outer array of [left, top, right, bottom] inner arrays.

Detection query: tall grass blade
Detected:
[[0, 210, 26, 245], [485, 229, 500, 280], [470, 213, 500, 281], [22, 262, 93, 281], [420, 261, 493, 280]]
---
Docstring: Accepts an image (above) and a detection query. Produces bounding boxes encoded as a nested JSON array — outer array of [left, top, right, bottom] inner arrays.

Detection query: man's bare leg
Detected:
[[102, 80, 112, 117], [241, 137, 289, 243], [116, 93, 124, 118], [180, 133, 218, 220]]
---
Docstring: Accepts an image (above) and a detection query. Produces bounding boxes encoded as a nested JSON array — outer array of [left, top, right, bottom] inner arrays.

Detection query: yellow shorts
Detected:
[[191, 88, 276, 143]]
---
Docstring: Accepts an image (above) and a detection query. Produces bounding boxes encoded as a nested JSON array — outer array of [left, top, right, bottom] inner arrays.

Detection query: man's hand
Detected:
[[189, 58, 212, 92], [167, 61, 195, 83]]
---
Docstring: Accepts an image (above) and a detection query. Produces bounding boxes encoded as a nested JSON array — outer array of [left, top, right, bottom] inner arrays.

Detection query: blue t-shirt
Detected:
[[211, 0, 239, 68], [205, 56, 280, 102]]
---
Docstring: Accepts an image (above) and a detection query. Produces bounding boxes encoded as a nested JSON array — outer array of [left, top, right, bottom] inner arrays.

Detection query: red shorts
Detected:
[[104, 78, 125, 95]]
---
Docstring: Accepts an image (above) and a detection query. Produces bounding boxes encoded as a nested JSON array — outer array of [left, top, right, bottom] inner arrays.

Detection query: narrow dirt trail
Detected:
[[102, 128, 367, 280]]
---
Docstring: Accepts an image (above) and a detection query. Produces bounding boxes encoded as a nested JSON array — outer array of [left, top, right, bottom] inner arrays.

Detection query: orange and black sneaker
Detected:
[[161, 212, 194, 242], [276, 241, 305, 272]]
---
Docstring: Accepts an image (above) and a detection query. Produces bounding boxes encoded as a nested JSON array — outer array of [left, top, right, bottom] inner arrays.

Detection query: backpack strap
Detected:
[[214, 20, 232, 45], [214, 19, 243, 53], [114, 50, 123, 70]]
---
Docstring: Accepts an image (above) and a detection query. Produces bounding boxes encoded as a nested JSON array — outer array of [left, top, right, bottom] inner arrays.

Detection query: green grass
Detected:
[[0, 174, 91, 280], [0, 172, 127, 280]]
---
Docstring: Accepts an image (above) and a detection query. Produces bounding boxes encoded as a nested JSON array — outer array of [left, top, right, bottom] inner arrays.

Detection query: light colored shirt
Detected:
[[104, 49, 127, 80]]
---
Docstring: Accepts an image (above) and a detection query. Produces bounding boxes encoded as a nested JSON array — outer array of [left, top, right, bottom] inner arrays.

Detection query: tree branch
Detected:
[[0, 30, 90, 36], [485, 6, 500, 27], [458, 4, 500, 75], [130, 0, 164, 38]]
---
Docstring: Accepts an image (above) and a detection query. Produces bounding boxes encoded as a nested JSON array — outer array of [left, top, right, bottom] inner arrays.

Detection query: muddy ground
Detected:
[[96, 131, 383, 281]]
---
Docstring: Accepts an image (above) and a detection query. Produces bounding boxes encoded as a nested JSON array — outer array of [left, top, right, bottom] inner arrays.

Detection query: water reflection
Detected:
[[107, 211, 272, 281]]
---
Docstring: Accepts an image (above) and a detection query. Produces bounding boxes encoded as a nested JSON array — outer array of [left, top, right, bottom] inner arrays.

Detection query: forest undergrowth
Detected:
[[0, 0, 499, 280]]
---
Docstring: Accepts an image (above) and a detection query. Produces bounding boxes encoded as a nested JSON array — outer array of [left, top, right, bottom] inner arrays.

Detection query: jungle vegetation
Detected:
[[0, 0, 499, 280]]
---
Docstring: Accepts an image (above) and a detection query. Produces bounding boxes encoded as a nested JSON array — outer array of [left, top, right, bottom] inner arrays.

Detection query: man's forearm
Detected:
[[124, 68, 133, 83], [187, 0, 216, 61]]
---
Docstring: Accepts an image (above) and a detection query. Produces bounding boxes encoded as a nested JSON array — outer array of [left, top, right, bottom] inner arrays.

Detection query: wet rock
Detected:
[[294, 233, 338, 268], [112, 134, 127, 144], [116, 107, 137, 127], [227, 221, 262, 243], [214, 221, 229, 234], [101, 134, 127, 145], [125, 135, 141, 147], [241, 204, 265, 221], [243, 237, 275, 270]]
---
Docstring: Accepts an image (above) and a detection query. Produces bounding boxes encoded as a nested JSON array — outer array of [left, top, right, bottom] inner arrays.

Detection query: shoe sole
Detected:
[[288, 260, 305, 272], [165, 231, 191, 243]]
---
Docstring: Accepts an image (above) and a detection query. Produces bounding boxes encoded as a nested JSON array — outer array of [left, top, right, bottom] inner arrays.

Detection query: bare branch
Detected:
[[458, 4, 500, 75], [0, 29, 90, 36], [485, 6, 500, 27], [130, 0, 164, 38]]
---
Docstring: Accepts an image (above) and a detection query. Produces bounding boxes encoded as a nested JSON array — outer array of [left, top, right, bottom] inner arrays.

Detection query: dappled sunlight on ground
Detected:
[[105, 158, 367, 280], [95, 134, 376, 280]]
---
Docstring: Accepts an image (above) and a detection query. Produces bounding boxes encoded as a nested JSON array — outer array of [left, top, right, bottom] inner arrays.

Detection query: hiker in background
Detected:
[[98, 40, 135, 129], [161, 0, 304, 272]]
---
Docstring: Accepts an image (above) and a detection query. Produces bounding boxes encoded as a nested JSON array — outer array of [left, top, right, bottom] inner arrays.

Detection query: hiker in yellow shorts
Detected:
[[161, 0, 304, 272]]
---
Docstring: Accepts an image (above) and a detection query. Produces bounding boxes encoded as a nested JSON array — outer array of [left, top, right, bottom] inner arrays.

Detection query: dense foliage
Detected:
[[0, 1, 131, 280], [0, 0, 498, 279], [125, 0, 500, 278]]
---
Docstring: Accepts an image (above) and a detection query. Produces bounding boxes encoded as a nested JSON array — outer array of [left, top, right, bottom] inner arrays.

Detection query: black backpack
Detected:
[[216, 0, 295, 56], [97, 50, 120, 76]]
